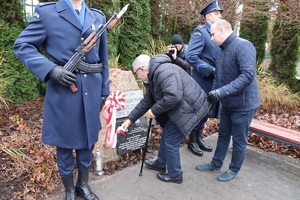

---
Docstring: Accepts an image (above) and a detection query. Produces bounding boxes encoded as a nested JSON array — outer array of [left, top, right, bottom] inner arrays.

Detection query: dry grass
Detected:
[[258, 75, 300, 111], [0, 79, 8, 110], [108, 54, 128, 71], [141, 39, 167, 56]]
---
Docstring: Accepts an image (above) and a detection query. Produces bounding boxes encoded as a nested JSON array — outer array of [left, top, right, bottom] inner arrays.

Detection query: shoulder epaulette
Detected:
[[90, 8, 104, 16], [36, 2, 55, 7], [198, 25, 204, 29]]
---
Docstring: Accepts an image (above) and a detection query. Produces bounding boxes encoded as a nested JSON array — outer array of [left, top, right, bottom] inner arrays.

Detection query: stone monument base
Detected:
[[94, 68, 143, 163]]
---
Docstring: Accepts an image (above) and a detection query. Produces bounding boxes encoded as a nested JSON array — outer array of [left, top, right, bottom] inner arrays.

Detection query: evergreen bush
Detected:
[[0, 0, 25, 26], [269, 6, 300, 92], [118, 0, 152, 70], [239, 0, 269, 67], [0, 20, 40, 103]]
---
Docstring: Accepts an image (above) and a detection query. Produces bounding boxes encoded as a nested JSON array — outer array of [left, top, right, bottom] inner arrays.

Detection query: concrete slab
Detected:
[[46, 133, 300, 200]]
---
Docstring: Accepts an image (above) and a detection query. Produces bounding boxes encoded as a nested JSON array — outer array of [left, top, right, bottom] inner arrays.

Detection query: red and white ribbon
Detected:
[[102, 91, 126, 148]]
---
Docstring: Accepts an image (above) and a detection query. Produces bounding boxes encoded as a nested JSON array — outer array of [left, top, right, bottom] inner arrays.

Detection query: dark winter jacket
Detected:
[[213, 33, 260, 111], [172, 44, 191, 75], [128, 54, 210, 137]]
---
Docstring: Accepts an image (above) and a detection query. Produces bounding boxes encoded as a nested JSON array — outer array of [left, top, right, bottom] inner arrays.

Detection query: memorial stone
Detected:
[[116, 116, 148, 156], [96, 68, 147, 162]]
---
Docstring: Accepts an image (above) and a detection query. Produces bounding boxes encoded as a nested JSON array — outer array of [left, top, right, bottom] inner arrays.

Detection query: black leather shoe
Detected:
[[187, 141, 203, 156], [197, 139, 213, 152], [188, 131, 203, 156], [76, 170, 99, 200], [157, 172, 183, 184], [196, 129, 213, 152], [145, 159, 166, 172]]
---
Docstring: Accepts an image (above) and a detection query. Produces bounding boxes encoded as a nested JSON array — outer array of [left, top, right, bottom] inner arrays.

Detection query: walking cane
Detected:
[[139, 118, 153, 176]]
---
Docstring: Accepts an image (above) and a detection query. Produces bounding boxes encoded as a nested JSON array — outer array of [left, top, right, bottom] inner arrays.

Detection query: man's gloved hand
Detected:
[[48, 66, 76, 86], [101, 96, 108, 108], [209, 69, 215, 78], [207, 89, 221, 104]]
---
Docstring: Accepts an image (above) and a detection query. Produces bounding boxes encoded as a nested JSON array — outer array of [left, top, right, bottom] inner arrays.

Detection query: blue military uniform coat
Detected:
[[186, 21, 220, 118], [13, 1, 109, 150]]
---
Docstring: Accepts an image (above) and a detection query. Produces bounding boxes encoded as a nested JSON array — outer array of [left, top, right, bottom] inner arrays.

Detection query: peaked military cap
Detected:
[[200, 0, 223, 16]]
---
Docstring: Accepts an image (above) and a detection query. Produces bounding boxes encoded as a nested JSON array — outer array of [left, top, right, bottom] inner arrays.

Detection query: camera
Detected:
[[169, 45, 177, 54]]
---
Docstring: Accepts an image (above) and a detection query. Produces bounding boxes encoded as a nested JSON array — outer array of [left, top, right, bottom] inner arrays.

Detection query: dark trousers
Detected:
[[193, 116, 209, 131], [193, 102, 220, 132], [56, 146, 94, 176], [157, 120, 185, 177], [211, 108, 257, 172]]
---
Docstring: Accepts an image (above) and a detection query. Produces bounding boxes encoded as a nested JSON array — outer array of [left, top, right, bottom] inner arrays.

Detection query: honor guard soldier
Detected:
[[185, 0, 223, 157], [13, 0, 109, 199]]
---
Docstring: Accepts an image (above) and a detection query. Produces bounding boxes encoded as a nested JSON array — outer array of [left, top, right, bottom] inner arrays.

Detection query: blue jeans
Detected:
[[157, 120, 185, 177], [211, 108, 257, 172]]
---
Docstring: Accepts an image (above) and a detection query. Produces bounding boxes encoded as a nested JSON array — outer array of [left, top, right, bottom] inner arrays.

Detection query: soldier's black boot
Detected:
[[196, 129, 213, 152], [187, 131, 203, 156], [62, 174, 76, 200], [76, 170, 99, 200]]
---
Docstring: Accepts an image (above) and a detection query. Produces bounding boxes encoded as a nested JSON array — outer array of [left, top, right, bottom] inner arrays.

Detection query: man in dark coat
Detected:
[[196, 19, 260, 182], [120, 54, 211, 184], [167, 34, 191, 75], [13, 0, 109, 199], [186, 0, 223, 156], [167, 34, 203, 156]]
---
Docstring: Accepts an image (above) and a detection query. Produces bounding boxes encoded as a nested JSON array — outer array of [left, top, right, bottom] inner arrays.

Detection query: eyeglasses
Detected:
[[134, 66, 142, 75]]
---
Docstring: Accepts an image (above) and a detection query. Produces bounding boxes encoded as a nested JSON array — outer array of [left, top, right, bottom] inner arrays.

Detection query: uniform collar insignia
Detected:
[[33, 12, 40, 18]]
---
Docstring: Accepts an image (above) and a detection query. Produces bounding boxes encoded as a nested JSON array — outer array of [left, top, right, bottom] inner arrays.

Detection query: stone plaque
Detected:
[[116, 90, 143, 119], [116, 116, 149, 156]]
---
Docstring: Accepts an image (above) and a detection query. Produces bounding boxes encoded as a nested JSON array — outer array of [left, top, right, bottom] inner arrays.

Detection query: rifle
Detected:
[[63, 4, 129, 92]]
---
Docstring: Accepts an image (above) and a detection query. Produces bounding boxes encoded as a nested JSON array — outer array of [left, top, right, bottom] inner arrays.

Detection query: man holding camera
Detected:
[[167, 34, 191, 75], [185, 0, 223, 157]]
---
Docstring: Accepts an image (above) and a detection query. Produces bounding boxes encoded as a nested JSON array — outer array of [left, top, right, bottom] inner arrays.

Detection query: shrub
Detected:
[[0, 0, 25, 26], [141, 38, 167, 56], [269, 3, 300, 92], [0, 53, 9, 111], [258, 74, 300, 111], [118, 0, 152, 70], [239, 0, 269, 67], [0, 74, 9, 112], [0, 20, 40, 103]]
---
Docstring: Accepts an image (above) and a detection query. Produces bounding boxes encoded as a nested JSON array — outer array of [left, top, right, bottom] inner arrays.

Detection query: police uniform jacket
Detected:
[[186, 21, 220, 118], [213, 33, 260, 111], [13, 0, 109, 150], [127, 54, 210, 137], [186, 21, 218, 94]]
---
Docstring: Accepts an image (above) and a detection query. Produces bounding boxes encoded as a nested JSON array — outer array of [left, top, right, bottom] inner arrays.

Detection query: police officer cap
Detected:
[[171, 34, 183, 45], [200, 0, 223, 16]]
